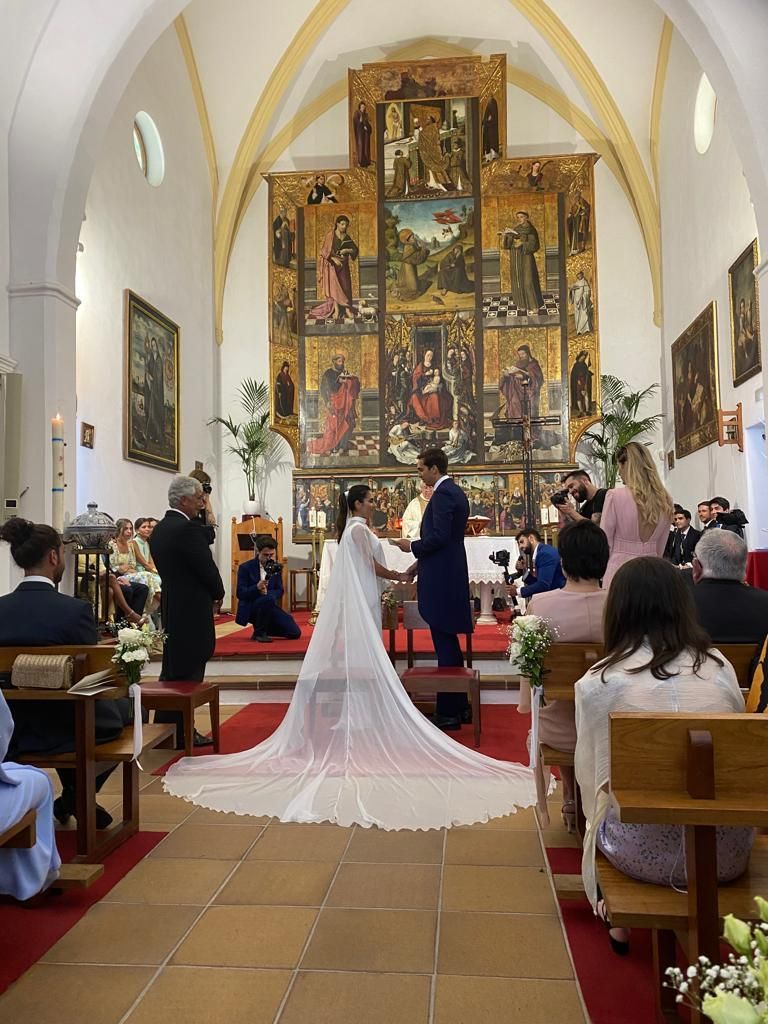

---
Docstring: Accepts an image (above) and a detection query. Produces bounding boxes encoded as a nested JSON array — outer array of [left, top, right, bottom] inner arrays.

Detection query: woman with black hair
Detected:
[[575, 557, 752, 953], [164, 484, 540, 829]]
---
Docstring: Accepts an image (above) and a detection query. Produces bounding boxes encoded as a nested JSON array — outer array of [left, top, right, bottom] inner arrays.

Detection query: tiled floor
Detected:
[[0, 706, 588, 1024]]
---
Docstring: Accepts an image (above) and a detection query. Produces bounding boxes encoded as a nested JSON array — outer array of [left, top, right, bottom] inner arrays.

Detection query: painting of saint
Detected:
[[482, 97, 499, 161], [353, 101, 372, 167], [437, 245, 473, 295], [386, 150, 411, 199], [309, 215, 359, 321], [518, 159, 549, 190], [307, 173, 338, 205], [388, 348, 411, 416], [307, 353, 361, 456], [385, 103, 404, 141], [729, 239, 761, 386], [499, 211, 545, 314], [395, 229, 430, 301], [500, 343, 545, 420], [567, 190, 591, 255], [272, 206, 294, 267], [570, 350, 593, 418], [672, 303, 719, 458], [447, 139, 472, 192], [569, 271, 593, 334], [408, 349, 454, 429], [417, 116, 451, 190], [275, 361, 295, 419]]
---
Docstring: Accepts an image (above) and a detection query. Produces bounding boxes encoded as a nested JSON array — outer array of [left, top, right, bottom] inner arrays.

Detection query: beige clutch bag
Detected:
[[11, 654, 74, 690]]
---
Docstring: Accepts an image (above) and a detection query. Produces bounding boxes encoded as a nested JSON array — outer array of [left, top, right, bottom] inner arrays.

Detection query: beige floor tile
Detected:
[[136, 776, 167, 795], [126, 967, 291, 1024], [456, 808, 538, 831], [0, 965, 154, 1024], [150, 823, 264, 860], [344, 828, 444, 864], [216, 860, 336, 906], [246, 824, 350, 862], [541, 829, 582, 849], [445, 829, 543, 867], [434, 975, 585, 1023], [302, 908, 436, 973], [172, 906, 316, 968], [102, 858, 236, 905], [186, 806, 272, 826], [135, 793, 196, 825], [279, 971, 431, 1024], [437, 911, 573, 979], [327, 863, 441, 910], [441, 865, 556, 915], [42, 904, 199, 965]]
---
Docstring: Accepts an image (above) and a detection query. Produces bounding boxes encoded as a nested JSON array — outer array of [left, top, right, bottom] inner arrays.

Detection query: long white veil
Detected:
[[163, 517, 537, 829]]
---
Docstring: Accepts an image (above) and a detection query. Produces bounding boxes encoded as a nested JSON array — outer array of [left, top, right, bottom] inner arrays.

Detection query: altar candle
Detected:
[[51, 413, 65, 534], [317, 510, 327, 530], [309, 508, 317, 529]]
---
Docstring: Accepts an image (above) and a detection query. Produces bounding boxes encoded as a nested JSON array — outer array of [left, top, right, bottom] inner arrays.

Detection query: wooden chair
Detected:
[[288, 568, 315, 612], [598, 712, 768, 1021], [140, 680, 220, 756], [231, 515, 286, 618], [402, 601, 473, 669]]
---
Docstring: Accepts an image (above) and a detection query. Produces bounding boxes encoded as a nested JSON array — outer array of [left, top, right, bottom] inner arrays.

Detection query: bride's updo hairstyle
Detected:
[[0, 517, 62, 569], [336, 484, 371, 539]]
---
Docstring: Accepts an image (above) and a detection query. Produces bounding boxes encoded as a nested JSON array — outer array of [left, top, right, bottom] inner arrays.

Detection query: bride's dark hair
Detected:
[[336, 484, 370, 539]]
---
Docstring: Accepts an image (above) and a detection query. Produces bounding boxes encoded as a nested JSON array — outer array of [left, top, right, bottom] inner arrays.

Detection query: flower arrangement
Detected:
[[111, 625, 166, 686], [508, 614, 557, 688], [666, 900, 768, 1022], [381, 589, 399, 629]]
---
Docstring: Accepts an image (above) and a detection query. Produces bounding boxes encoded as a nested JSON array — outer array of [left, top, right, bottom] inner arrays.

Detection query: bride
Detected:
[[163, 484, 537, 829]]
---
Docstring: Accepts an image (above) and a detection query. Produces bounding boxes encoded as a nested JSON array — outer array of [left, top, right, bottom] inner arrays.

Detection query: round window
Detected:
[[693, 73, 717, 155], [132, 111, 165, 186]]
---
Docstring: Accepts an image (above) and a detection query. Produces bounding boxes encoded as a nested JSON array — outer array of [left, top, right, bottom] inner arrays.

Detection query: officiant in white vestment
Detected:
[[401, 483, 433, 540]]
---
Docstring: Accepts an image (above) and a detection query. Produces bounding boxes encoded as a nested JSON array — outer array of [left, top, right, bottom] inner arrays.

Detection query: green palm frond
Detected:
[[584, 375, 662, 487], [208, 377, 283, 500]]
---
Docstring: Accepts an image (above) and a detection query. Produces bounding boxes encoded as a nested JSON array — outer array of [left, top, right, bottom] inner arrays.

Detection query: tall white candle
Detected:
[[51, 414, 65, 534]]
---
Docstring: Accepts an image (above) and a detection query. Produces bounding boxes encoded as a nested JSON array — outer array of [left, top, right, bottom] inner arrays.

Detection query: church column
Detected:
[[8, 282, 79, 528]]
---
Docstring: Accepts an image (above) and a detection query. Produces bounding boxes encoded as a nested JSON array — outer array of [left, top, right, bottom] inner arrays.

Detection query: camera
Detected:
[[550, 490, 569, 506], [202, 482, 212, 494], [489, 549, 512, 585], [262, 558, 282, 579]]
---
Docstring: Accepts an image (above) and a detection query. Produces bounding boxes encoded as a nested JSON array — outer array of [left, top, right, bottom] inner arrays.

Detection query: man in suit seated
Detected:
[[508, 528, 566, 600], [0, 518, 129, 829], [664, 507, 700, 566], [236, 535, 301, 644], [692, 529, 768, 647]]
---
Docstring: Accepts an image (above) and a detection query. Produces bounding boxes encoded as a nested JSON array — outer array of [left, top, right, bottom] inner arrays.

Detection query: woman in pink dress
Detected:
[[601, 441, 673, 588]]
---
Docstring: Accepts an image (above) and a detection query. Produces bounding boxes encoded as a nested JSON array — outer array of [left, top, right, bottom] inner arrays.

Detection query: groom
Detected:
[[392, 447, 473, 730]]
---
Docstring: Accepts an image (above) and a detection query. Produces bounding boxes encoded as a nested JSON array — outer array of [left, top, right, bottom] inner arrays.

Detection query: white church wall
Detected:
[[74, 25, 215, 525], [659, 30, 762, 540]]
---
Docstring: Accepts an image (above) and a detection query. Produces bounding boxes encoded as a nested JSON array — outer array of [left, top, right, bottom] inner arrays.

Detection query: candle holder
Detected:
[[308, 526, 326, 626], [64, 503, 118, 627]]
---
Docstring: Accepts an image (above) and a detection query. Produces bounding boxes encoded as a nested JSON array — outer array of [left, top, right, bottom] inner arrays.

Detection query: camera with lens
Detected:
[[489, 549, 512, 585], [550, 489, 570, 507], [202, 482, 212, 494], [262, 558, 282, 579]]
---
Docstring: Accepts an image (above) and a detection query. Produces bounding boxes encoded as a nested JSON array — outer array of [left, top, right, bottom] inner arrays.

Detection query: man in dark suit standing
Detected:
[[508, 528, 566, 599], [149, 475, 225, 748], [0, 518, 127, 828], [664, 508, 700, 566], [392, 448, 473, 731], [236, 535, 301, 643]]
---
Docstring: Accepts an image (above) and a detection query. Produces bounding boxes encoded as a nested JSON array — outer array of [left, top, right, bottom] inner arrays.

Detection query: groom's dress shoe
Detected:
[[432, 714, 461, 731], [193, 730, 214, 748], [461, 708, 473, 725], [251, 631, 273, 643]]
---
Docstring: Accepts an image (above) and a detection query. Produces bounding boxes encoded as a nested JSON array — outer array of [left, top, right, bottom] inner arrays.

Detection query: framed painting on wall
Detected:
[[728, 239, 761, 387], [123, 290, 180, 472], [672, 301, 720, 459]]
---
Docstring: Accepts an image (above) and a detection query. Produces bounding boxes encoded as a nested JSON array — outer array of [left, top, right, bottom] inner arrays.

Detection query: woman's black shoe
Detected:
[[53, 796, 72, 825], [597, 898, 630, 956]]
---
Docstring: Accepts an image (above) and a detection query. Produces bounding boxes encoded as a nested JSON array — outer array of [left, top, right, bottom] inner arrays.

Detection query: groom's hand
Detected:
[[405, 562, 418, 581], [389, 538, 411, 552]]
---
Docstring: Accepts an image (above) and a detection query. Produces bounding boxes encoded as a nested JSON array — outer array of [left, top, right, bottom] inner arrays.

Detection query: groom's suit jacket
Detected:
[[411, 478, 473, 635]]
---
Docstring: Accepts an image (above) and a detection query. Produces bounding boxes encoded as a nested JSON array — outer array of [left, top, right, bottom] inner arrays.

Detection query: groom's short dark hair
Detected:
[[418, 447, 448, 475]]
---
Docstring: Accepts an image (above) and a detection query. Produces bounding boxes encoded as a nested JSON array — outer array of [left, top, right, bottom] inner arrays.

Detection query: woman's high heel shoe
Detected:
[[561, 800, 576, 834], [597, 899, 630, 956]]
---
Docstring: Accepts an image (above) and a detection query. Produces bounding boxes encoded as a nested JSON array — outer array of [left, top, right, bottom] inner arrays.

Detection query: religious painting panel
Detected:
[[292, 477, 338, 541], [383, 312, 479, 467], [347, 475, 417, 535], [453, 473, 499, 530], [123, 290, 179, 472], [384, 198, 477, 313], [496, 472, 526, 533], [729, 239, 762, 387], [302, 335, 380, 469], [672, 302, 720, 459], [483, 327, 565, 464], [482, 192, 561, 328], [272, 267, 299, 426], [301, 201, 378, 335], [380, 98, 475, 202]]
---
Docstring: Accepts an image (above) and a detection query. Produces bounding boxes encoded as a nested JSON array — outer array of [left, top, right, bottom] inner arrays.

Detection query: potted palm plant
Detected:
[[209, 378, 284, 515], [582, 375, 663, 488]]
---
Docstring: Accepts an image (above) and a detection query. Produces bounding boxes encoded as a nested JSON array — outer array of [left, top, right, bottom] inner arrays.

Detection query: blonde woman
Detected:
[[109, 518, 161, 613], [601, 441, 673, 587]]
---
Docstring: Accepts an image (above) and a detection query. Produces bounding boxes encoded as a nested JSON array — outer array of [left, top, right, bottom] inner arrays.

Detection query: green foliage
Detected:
[[208, 378, 278, 500], [582, 375, 662, 488]]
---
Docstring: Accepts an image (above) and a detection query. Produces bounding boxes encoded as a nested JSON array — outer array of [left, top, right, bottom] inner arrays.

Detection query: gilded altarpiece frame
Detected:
[[266, 56, 601, 541]]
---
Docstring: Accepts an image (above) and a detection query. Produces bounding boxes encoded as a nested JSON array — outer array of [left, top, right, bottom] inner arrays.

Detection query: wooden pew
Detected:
[[598, 712, 768, 1021], [0, 809, 35, 848]]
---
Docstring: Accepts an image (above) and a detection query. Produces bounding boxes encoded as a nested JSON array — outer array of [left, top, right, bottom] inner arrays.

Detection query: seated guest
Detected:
[[0, 518, 129, 829], [692, 528, 768, 648], [698, 499, 717, 531], [508, 528, 565, 600], [663, 507, 700, 566], [575, 557, 752, 954], [0, 689, 61, 900], [236, 535, 301, 643], [600, 442, 673, 587], [518, 520, 609, 831], [709, 496, 748, 539], [109, 518, 161, 613], [133, 517, 159, 573]]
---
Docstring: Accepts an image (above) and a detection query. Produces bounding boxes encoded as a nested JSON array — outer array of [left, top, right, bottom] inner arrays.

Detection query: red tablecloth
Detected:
[[746, 551, 768, 590]]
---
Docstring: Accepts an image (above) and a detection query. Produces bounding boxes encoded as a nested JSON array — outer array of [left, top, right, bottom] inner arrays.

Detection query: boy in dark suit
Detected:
[[236, 535, 301, 643], [664, 508, 700, 566]]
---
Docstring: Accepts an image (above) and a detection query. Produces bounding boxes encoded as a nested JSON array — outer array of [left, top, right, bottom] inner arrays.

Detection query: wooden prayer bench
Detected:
[[0, 808, 35, 849], [140, 680, 220, 756], [597, 712, 768, 1022]]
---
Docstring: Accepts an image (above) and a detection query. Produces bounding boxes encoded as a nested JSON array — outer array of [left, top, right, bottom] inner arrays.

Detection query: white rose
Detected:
[[118, 628, 143, 644], [508, 642, 522, 665], [516, 614, 542, 630]]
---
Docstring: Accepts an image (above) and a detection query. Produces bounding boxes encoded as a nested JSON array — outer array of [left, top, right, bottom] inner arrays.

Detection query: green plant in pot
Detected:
[[209, 378, 284, 515], [582, 375, 663, 488]]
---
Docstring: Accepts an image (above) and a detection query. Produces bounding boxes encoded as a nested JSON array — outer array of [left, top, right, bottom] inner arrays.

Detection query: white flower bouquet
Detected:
[[508, 614, 556, 689], [111, 625, 166, 686], [666, 900, 768, 1022]]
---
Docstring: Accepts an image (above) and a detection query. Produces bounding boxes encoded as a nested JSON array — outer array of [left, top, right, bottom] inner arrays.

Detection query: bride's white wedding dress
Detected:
[[163, 516, 537, 829]]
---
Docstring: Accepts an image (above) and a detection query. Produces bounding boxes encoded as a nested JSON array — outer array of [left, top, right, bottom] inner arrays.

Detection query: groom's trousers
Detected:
[[430, 627, 470, 718]]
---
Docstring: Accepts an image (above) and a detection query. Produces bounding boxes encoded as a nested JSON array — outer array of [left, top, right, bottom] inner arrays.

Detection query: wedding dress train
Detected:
[[163, 517, 537, 829]]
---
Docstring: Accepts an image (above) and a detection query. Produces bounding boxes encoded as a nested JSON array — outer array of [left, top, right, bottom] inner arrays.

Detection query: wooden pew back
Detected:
[[541, 643, 604, 701], [717, 643, 760, 687]]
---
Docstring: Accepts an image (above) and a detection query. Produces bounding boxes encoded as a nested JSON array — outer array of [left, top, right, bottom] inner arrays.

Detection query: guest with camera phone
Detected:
[[189, 468, 217, 545], [236, 534, 302, 643]]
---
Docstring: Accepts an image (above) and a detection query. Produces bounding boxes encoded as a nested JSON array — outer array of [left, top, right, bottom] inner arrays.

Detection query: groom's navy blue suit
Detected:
[[411, 476, 473, 718]]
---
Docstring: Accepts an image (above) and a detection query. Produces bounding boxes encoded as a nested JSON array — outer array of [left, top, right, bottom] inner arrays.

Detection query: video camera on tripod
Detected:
[[489, 549, 513, 585]]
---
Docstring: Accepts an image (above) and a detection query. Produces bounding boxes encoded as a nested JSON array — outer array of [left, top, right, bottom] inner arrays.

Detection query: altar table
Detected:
[[314, 535, 519, 624]]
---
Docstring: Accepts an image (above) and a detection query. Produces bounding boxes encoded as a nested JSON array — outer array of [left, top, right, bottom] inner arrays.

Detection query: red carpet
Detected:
[[214, 610, 512, 657], [0, 829, 166, 995]]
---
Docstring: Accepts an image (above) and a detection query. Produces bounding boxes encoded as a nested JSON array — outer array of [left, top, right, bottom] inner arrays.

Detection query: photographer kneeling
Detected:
[[236, 535, 302, 643]]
